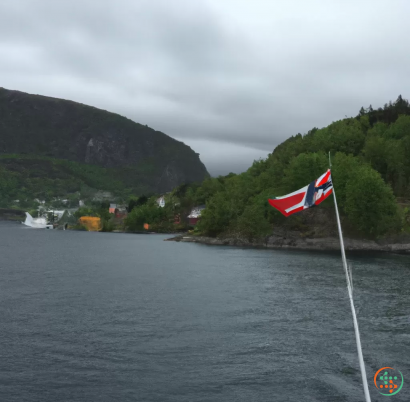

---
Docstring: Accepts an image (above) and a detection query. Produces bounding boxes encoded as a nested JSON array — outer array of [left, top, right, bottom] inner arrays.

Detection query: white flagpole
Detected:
[[329, 152, 371, 402]]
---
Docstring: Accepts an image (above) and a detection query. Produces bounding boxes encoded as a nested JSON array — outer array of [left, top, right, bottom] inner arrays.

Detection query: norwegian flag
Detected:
[[268, 169, 333, 217]]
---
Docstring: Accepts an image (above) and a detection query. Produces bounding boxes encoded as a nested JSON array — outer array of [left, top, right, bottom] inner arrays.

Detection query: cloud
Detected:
[[1, 0, 410, 175], [176, 138, 269, 177]]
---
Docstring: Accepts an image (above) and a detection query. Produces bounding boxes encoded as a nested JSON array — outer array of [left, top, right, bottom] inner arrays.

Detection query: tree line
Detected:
[[125, 96, 410, 239]]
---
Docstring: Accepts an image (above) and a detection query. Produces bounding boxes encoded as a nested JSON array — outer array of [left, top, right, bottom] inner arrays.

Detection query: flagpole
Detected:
[[329, 152, 371, 402]]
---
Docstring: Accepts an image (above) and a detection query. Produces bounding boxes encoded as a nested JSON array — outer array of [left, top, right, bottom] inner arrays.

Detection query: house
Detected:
[[187, 205, 206, 226], [109, 203, 117, 214], [46, 210, 66, 222], [156, 196, 165, 208], [115, 205, 127, 218], [79, 216, 101, 231]]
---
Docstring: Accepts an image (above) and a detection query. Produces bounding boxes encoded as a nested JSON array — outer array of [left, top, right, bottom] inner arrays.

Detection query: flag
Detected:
[[268, 169, 333, 217]]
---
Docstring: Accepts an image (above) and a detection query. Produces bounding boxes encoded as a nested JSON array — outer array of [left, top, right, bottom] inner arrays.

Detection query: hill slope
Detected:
[[0, 87, 209, 194], [133, 95, 410, 240]]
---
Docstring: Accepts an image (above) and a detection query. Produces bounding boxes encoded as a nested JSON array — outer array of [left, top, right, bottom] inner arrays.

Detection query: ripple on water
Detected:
[[0, 223, 409, 402]]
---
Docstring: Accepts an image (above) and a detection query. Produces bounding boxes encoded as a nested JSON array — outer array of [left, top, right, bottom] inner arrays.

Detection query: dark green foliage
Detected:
[[73, 201, 111, 221], [193, 178, 225, 205], [233, 203, 272, 241], [363, 116, 410, 196], [188, 96, 410, 239], [331, 153, 363, 210], [71, 223, 88, 231], [345, 166, 401, 236], [125, 201, 170, 231], [0, 87, 209, 197], [196, 192, 235, 236], [0, 154, 170, 206], [358, 95, 410, 126], [74, 206, 97, 219], [45, 94, 410, 239], [403, 207, 410, 232], [101, 219, 115, 232], [310, 119, 366, 156], [282, 153, 328, 192], [93, 201, 112, 222], [128, 195, 148, 213]]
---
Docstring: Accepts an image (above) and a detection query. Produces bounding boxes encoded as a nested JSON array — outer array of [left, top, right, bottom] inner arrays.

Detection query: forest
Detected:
[[0, 154, 154, 209], [0, 87, 209, 204], [125, 96, 410, 239]]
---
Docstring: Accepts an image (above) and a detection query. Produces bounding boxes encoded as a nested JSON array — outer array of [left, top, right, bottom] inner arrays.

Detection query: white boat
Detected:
[[22, 212, 53, 229]]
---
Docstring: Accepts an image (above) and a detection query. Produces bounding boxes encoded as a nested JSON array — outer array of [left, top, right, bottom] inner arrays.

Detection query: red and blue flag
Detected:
[[268, 169, 333, 217]]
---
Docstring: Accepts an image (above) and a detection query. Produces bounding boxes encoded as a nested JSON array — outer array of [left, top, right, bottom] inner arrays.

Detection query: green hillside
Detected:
[[125, 96, 410, 239], [0, 154, 166, 208], [0, 87, 209, 202]]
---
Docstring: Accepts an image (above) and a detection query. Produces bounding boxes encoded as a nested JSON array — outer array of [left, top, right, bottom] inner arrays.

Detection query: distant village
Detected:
[[12, 193, 206, 232]]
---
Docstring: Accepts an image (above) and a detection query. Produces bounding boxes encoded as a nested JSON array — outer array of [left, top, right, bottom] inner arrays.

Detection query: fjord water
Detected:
[[0, 222, 409, 402]]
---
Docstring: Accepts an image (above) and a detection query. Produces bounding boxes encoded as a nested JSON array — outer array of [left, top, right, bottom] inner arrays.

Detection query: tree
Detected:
[[234, 203, 271, 241], [74, 206, 96, 219], [384, 115, 410, 140], [331, 153, 363, 210], [125, 199, 171, 231], [282, 153, 328, 193], [345, 166, 401, 236], [128, 195, 148, 213], [364, 136, 387, 177], [311, 119, 366, 156], [196, 191, 235, 236]]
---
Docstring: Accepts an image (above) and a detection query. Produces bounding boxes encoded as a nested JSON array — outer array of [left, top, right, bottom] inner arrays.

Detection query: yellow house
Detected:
[[79, 216, 101, 231]]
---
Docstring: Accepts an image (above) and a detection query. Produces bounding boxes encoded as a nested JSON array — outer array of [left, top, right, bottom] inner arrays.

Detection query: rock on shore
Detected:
[[165, 231, 410, 254]]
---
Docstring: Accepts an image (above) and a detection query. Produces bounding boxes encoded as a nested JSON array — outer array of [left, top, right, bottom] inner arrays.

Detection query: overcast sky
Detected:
[[1, 0, 409, 176]]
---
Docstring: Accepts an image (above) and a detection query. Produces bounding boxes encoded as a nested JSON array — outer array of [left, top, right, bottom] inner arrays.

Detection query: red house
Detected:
[[187, 205, 205, 226], [114, 206, 127, 219]]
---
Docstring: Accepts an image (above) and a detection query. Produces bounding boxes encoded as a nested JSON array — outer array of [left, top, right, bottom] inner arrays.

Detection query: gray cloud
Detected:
[[1, 0, 410, 176]]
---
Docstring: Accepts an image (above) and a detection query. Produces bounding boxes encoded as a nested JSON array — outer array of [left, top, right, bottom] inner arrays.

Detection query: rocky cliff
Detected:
[[0, 87, 209, 193]]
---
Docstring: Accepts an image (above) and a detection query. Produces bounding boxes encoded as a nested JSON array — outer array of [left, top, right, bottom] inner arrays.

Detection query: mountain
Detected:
[[0, 87, 209, 197]]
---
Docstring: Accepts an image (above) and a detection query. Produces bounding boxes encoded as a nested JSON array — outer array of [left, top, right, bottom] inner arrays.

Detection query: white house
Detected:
[[156, 196, 166, 208]]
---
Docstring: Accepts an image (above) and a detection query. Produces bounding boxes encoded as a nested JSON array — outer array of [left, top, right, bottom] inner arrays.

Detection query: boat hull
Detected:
[[22, 212, 53, 229]]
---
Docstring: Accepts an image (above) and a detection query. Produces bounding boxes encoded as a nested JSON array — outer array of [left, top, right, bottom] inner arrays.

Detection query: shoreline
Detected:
[[165, 234, 410, 254], [4, 218, 409, 254]]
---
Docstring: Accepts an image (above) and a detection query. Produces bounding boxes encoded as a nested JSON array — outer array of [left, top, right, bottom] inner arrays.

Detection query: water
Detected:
[[0, 221, 409, 402]]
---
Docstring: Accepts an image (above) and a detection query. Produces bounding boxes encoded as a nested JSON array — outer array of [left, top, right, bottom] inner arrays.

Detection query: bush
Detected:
[[331, 153, 363, 210], [233, 203, 271, 241], [101, 219, 115, 232], [345, 166, 401, 236], [125, 202, 168, 231], [196, 192, 234, 236], [70, 223, 88, 231]]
